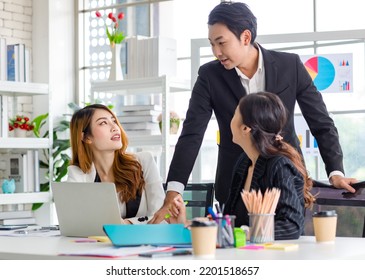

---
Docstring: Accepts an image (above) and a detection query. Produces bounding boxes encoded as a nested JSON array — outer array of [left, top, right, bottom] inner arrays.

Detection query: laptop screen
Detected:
[[51, 182, 123, 237]]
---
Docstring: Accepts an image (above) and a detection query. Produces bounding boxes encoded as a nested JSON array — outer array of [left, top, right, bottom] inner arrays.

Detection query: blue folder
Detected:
[[103, 224, 192, 247]]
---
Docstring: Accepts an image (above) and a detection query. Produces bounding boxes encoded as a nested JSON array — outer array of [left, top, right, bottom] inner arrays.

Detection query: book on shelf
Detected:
[[6, 153, 26, 193], [4, 152, 39, 193], [34, 150, 40, 192], [125, 128, 161, 136], [0, 216, 36, 226], [18, 43, 25, 82], [151, 36, 177, 78], [119, 109, 160, 117], [26, 150, 36, 193], [7, 44, 17, 81], [0, 210, 33, 220], [6, 43, 27, 82], [0, 37, 7, 81], [0, 203, 31, 212], [122, 122, 158, 130], [124, 36, 176, 79], [118, 115, 158, 123], [25, 48, 31, 82]]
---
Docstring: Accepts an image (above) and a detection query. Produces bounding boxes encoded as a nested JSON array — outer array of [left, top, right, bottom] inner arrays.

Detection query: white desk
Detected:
[[0, 235, 364, 260]]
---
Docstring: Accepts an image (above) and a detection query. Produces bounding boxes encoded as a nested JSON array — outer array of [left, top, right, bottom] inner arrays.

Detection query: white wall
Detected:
[[32, 0, 76, 123]]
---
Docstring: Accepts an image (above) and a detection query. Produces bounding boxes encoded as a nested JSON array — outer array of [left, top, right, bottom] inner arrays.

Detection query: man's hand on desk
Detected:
[[330, 175, 357, 193], [148, 191, 180, 224]]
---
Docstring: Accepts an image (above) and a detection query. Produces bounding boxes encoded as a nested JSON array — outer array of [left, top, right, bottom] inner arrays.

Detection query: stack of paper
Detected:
[[59, 245, 173, 258], [119, 104, 161, 136]]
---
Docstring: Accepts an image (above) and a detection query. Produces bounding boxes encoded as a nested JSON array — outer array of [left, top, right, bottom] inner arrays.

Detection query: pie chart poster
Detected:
[[300, 53, 353, 93]]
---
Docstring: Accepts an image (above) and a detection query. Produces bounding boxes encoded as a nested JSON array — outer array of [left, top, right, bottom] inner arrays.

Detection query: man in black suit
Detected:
[[149, 1, 356, 223]]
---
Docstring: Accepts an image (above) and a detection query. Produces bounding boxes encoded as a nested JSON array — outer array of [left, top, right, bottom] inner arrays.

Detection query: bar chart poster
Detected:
[[295, 115, 319, 156], [300, 53, 353, 93]]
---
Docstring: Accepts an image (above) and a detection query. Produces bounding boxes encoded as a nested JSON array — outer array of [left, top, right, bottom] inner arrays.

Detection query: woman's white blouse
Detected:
[[67, 151, 165, 224]]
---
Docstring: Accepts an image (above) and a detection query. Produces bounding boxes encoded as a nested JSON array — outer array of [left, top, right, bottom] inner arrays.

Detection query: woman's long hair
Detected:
[[69, 104, 145, 203], [238, 92, 315, 208]]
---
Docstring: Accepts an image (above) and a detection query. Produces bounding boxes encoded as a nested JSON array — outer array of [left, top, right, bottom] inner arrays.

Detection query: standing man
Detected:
[[150, 1, 356, 223]]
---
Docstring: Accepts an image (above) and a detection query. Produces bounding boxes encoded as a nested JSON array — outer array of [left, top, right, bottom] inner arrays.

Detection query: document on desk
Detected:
[[59, 245, 173, 258], [0, 229, 61, 237]]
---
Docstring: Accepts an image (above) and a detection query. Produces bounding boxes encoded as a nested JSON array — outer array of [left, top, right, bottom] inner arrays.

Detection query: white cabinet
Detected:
[[89, 76, 190, 180], [0, 81, 53, 225]]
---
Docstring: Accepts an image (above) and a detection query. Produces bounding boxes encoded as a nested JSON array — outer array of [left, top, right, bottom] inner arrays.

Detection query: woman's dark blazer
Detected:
[[224, 153, 305, 240], [166, 44, 343, 204]]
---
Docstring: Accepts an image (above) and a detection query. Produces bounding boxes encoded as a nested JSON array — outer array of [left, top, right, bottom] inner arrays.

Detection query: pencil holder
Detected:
[[216, 215, 236, 248], [248, 213, 275, 243]]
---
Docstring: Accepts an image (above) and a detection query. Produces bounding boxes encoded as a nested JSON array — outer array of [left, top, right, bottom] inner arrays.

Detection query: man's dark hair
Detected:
[[208, 1, 257, 43]]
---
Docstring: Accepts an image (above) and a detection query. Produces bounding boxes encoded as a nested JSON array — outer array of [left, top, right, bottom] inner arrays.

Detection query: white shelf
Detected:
[[90, 76, 190, 96], [128, 134, 179, 147], [90, 76, 190, 180], [0, 192, 52, 205], [0, 137, 50, 149], [0, 80, 53, 225], [0, 81, 49, 96]]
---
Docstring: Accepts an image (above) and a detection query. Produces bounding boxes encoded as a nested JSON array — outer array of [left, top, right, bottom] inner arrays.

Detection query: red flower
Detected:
[[95, 10, 126, 46], [9, 115, 35, 132]]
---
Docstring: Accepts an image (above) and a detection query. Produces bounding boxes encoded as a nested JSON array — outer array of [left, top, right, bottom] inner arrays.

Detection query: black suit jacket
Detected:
[[167, 45, 343, 203], [224, 153, 305, 240]]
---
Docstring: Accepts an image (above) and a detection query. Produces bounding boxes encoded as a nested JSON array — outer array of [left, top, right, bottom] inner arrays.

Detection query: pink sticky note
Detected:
[[240, 245, 264, 250], [74, 238, 97, 243]]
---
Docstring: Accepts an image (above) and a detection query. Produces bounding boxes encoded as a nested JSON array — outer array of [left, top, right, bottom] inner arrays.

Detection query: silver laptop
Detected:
[[51, 182, 123, 237]]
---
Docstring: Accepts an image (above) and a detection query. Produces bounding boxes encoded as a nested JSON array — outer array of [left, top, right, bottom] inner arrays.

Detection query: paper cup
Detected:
[[190, 220, 217, 258], [313, 210, 337, 243]]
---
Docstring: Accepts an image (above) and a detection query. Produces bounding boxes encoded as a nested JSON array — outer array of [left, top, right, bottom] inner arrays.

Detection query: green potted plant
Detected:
[[31, 112, 71, 210], [157, 111, 181, 134]]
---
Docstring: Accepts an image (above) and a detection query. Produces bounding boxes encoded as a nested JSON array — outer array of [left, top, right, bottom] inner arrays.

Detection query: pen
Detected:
[[225, 215, 234, 245], [139, 249, 192, 258], [215, 203, 222, 214], [207, 206, 217, 219]]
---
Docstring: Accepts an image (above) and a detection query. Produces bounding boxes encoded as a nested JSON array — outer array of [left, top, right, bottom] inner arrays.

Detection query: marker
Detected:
[[139, 249, 192, 258], [207, 206, 217, 219], [164, 201, 188, 219]]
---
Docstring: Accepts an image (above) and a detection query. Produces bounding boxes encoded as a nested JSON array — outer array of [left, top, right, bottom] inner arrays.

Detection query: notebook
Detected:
[[51, 182, 123, 237], [103, 224, 192, 247]]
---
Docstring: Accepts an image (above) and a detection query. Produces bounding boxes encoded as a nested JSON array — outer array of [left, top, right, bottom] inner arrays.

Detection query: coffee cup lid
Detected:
[[191, 220, 217, 227], [312, 210, 337, 217]]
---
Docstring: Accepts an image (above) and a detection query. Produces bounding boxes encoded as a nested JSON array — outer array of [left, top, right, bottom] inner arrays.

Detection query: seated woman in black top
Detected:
[[225, 92, 315, 239]]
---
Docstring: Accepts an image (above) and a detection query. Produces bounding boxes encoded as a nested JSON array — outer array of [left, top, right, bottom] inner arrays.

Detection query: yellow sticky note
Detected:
[[88, 236, 111, 243], [263, 243, 298, 251]]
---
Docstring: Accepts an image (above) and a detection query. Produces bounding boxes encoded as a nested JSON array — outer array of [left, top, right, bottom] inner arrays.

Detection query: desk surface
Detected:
[[0, 235, 364, 260]]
